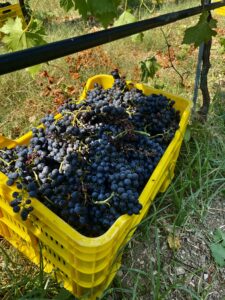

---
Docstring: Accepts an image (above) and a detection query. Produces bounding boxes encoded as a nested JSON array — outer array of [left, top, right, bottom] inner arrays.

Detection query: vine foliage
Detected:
[[0, 0, 219, 78]]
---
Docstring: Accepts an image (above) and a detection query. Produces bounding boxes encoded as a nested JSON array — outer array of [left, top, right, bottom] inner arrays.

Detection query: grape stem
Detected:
[[134, 130, 151, 137], [59, 161, 64, 173], [0, 157, 10, 166], [134, 130, 171, 139], [114, 130, 128, 139], [33, 170, 41, 187], [126, 106, 134, 117], [63, 106, 91, 127], [43, 196, 55, 206], [0, 149, 7, 154], [93, 192, 114, 206]]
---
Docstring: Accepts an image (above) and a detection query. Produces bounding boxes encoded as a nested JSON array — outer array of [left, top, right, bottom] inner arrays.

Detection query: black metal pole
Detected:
[[0, 1, 224, 75]]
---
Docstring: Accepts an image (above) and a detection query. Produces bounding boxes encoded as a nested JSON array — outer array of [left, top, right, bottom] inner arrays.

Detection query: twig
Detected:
[[160, 28, 185, 87]]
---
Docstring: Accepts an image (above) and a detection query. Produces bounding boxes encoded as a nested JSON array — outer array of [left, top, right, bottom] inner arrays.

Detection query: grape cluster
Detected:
[[0, 70, 180, 236]]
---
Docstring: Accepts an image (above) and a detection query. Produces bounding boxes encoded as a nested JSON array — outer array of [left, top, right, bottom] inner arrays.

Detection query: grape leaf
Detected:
[[60, 0, 119, 27], [29, 18, 46, 36], [87, 0, 119, 28], [0, 17, 24, 50], [74, 0, 88, 19], [210, 244, 225, 267], [114, 11, 137, 25], [60, 0, 75, 12], [26, 64, 42, 77], [114, 11, 143, 43], [183, 11, 217, 47], [210, 228, 225, 267], [139, 56, 161, 82], [0, 17, 46, 51], [213, 228, 225, 246]]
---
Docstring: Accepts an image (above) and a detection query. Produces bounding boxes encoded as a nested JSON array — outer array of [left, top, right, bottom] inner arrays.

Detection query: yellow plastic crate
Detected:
[[213, 0, 225, 16], [0, 75, 191, 299], [0, 3, 26, 29]]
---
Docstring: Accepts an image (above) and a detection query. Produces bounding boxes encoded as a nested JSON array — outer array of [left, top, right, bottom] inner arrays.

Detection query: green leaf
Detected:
[[87, 0, 119, 28], [114, 11, 137, 26], [131, 32, 144, 43], [213, 228, 225, 246], [0, 16, 22, 35], [139, 56, 161, 82], [29, 18, 46, 36], [210, 229, 225, 267], [0, 17, 24, 50], [26, 65, 42, 77], [114, 11, 143, 43], [87, 0, 117, 15], [210, 243, 225, 267], [183, 12, 217, 47], [0, 17, 46, 51], [74, 0, 88, 19], [60, 0, 120, 27], [60, 0, 75, 12]]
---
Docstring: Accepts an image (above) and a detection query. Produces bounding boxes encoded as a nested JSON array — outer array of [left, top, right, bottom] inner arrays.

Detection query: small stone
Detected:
[[190, 280, 195, 287], [176, 267, 185, 275], [150, 257, 156, 263], [203, 273, 209, 281]]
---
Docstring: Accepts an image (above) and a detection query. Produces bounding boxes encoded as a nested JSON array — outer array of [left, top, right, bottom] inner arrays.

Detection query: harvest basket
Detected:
[[0, 75, 191, 299]]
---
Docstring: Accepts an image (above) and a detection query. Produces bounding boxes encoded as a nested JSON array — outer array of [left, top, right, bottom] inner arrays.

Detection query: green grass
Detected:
[[1, 1, 225, 299]]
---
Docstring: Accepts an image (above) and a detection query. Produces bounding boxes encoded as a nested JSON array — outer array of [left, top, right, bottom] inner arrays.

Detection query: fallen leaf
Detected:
[[29, 116, 36, 123], [71, 72, 80, 80], [168, 234, 181, 250]]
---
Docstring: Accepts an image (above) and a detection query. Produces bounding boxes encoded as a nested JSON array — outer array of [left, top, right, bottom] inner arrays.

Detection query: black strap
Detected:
[[0, 2, 224, 75]]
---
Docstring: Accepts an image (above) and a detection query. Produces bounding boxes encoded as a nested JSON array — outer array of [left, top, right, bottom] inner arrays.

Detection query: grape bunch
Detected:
[[0, 70, 180, 236]]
